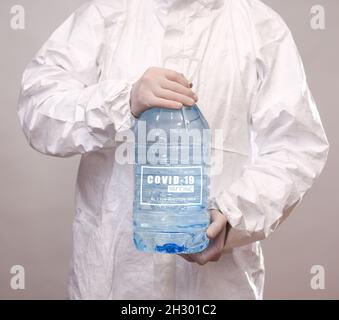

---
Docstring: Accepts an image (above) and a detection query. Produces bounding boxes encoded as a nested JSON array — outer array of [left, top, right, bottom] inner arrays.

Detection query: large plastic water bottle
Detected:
[[133, 104, 211, 254]]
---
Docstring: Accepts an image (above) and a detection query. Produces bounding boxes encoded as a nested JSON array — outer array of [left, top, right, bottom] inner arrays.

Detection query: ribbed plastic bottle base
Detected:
[[133, 230, 209, 254]]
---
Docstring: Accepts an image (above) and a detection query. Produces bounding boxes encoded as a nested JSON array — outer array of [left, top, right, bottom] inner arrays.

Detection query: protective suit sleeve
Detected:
[[18, 3, 134, 157], [212, 20, 329, 250]]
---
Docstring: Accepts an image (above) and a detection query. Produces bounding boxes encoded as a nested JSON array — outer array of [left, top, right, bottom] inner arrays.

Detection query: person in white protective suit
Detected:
[[18, 0, 329, 300]]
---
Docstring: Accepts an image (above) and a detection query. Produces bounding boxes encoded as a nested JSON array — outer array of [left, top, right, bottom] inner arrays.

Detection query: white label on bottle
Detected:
[[140, 166, 203, 206]]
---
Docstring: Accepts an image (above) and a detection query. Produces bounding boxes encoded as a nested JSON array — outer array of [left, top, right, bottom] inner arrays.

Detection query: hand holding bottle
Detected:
[[179, 210, 228, 264], [130, 67, 198, 117]]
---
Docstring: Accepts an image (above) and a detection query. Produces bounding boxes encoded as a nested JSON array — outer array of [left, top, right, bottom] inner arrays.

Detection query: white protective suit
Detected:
[[18, 0, 329, 299]]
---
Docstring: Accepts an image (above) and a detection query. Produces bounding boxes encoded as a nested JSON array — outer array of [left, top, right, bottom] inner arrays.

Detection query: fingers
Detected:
[[160, 79, 197, 102], [151, 96, 183, 109], [188, 228, 226, 265], [155, 87, 196, 107], [164, 69, 190, 88], [179, 210, 228, 266], [178, 254, 194, 262], [131, 67, 198, 114], [206, 210, 227, 240]]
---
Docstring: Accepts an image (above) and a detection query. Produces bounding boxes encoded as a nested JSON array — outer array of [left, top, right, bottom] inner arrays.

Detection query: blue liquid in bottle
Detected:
[[133, 105, 210, 254]]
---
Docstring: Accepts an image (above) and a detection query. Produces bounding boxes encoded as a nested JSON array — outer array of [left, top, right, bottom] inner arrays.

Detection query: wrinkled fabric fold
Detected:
[[212, 25, 329, 249], [18, 2, 134, 157]]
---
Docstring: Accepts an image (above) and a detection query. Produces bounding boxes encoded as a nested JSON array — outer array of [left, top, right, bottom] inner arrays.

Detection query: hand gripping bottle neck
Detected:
[[163, 55, 201, 131]]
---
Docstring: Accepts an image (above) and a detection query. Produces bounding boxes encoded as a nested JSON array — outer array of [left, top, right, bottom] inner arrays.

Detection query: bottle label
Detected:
[[140, 166, 203, 206]]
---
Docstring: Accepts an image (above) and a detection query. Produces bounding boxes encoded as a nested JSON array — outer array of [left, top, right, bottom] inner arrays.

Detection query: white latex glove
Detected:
[[180, 210, 228, 265], [130, 67, 198, 117]]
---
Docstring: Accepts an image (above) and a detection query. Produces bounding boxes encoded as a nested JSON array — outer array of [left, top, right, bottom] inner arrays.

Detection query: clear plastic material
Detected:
[[133, 105, 211, 254]]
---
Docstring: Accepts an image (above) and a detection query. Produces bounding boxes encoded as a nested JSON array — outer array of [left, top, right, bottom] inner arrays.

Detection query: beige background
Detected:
[[0, 0, 338, 299]]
